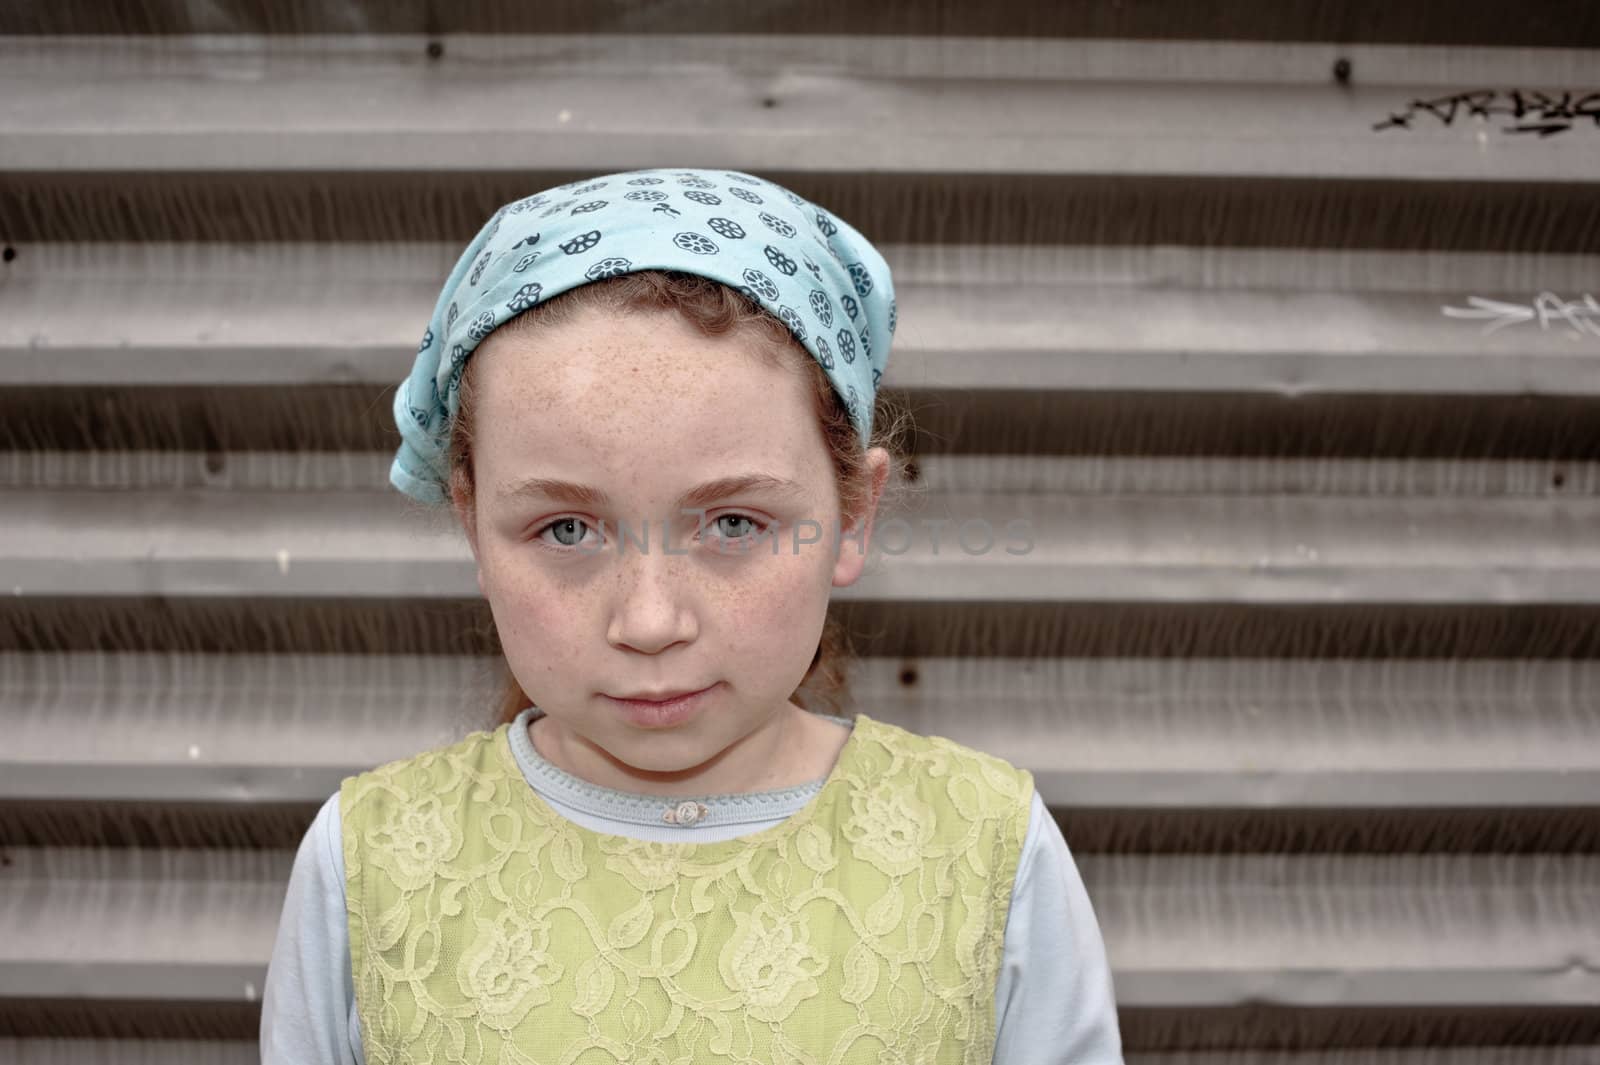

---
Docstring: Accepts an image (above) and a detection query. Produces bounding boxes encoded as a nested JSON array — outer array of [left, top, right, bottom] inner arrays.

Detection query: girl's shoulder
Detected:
[[339, 722, 510, 806], [851, 712, 1036, 812]]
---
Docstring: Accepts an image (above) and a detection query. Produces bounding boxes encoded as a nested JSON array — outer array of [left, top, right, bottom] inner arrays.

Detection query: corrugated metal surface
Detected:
[[2, 2, 1598, 1060]]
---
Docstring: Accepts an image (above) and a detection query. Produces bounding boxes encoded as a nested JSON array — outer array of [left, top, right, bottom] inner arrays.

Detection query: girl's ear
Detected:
[[832, 447, 892, 588]]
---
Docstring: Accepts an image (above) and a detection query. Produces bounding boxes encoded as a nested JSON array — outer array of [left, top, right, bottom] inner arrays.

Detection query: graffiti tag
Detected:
[[1441, 293, 1600, 339], [1375, 89, 1600, 137]]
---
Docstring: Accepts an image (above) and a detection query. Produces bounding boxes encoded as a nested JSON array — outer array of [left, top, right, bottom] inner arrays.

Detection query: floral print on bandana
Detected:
[[390, 168, 897, 506]]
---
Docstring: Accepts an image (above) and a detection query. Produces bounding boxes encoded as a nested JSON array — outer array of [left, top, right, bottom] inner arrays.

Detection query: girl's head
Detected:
[[392, 169, 905, 779], [447, 271, 900, 775]]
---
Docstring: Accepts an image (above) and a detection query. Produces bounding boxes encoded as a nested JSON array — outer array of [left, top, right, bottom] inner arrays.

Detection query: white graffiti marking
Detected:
[[1441, 292, 1600, 339]]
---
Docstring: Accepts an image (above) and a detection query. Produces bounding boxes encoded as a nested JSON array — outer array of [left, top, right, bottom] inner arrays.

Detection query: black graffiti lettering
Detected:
[[1373, 88, 1600, 138], [1414, 92, 1470, 125], [1507, 122, 1570, 137], [1460, 89, 1499, 120]]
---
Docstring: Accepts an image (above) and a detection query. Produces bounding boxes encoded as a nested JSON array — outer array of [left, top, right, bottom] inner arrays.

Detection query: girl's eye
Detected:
[[535, 517, 600, 549], [532, 513, 768, 552], [705, 513, 765, 545]]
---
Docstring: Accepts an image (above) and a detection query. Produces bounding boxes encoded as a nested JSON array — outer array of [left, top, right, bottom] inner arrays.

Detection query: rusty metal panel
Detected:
[[1, 15, 1598, 1059]]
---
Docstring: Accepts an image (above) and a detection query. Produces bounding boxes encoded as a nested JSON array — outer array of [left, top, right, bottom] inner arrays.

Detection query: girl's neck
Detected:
[[526, 704, 851, 799]]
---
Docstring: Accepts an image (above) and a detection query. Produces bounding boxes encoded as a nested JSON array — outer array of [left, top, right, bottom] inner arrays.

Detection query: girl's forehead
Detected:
[[479, 432, 830, 514], [479, 311, 799, 414], [472, 316, 829, 490]]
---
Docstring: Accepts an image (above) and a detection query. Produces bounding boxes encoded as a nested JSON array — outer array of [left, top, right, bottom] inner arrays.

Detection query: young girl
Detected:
[[262, 167, 1123, 1064]]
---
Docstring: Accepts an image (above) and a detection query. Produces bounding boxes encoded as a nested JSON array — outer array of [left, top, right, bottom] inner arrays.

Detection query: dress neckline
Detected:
[[495, 708, 873, 853]]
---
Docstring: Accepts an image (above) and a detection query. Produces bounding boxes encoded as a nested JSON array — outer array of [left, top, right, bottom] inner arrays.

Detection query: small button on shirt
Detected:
[[665, 799, 708, 825]]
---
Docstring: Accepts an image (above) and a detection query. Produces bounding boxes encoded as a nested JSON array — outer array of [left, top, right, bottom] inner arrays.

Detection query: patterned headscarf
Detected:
[[391, 167, 897, 505]]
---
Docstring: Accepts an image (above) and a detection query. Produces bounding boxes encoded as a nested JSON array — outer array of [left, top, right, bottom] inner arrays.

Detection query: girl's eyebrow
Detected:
[[499, 474, 807, 511]]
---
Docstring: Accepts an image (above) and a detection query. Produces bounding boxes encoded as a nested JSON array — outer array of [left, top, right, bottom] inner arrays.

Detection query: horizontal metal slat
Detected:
[[7, 36, 1597, 86], [3, 449, 1599, 498], [5, 2, 1600, 49], [3, 37, 1598, 182], [16, 242, 1600, 393], [19, 241, 1600, 294], [4, 653, 1597, 808], [0, 652, 484, 803], [9, 172, 1599, 251], [0, 1041, 259, 1065], [7, 244, 1600, 394], [3, 1042, 1599, 1064], [857, 658, 1600, 809], [4, 487, 1596, 603], [1127, 1050, 1600, 1064], [2, 849, 1595, 1007], [1082, 853, 1600, 1008], [0, 849, 288, 1002]]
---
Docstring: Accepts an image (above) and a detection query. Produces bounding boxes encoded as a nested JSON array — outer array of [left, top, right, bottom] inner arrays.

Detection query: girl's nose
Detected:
[[605, 534, 699, 654]]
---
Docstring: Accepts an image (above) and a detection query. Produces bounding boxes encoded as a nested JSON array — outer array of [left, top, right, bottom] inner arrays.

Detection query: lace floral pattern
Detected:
[[719, 901, 827, 1022], [842, 778, 938, 877], [342, 714, 1033, 1065], [457, 909, 563, 1030], [365, 793, 459, 892]]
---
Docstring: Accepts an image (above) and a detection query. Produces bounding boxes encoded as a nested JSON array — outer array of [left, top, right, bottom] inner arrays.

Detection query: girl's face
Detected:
[[456, 304, 887, 791]]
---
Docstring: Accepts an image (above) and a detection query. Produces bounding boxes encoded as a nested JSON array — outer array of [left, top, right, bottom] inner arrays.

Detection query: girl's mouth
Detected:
[[604, 683, 718, 729]]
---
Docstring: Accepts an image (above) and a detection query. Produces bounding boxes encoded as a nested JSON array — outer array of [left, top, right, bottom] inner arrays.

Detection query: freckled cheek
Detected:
[[480, 555, 592, 657], [709, 557, 830, 654]]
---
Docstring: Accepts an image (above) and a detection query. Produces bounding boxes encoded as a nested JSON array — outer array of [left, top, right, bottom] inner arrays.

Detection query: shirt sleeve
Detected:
[[992, 790, 1125, 1064], [260, 791, 365, 1065]]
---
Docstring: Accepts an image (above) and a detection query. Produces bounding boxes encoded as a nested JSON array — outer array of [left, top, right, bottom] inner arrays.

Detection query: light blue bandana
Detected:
[[391, 167, 897, 505]]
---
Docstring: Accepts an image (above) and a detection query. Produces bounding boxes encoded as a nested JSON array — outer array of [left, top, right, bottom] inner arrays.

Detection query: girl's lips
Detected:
[[611, 687, 707, 703], [605, 683, 717, 729]]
